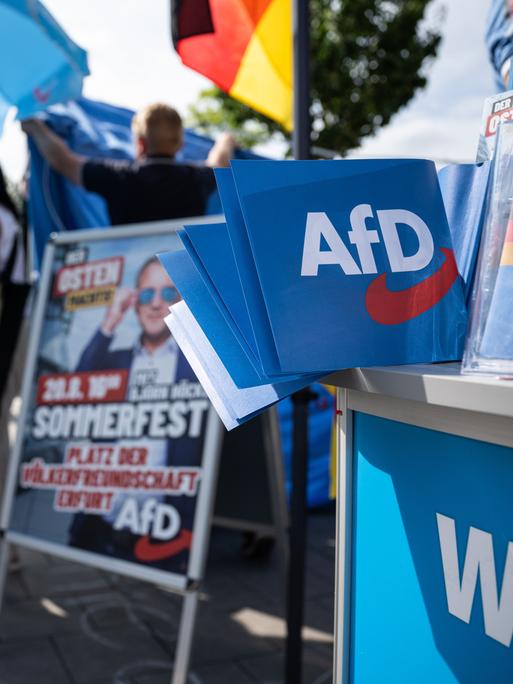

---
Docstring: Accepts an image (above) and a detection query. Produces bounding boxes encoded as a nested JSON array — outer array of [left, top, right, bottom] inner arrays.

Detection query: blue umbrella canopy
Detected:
[[0, 0, 89, 132]]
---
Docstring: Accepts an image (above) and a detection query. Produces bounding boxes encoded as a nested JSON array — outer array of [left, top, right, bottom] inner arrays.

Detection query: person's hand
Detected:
[[101, 288, 137, 336], [20, 118, 47, 137], [217, 131, 236, 147], [207, 131, 237, 168], [20, 117, 85, 186]]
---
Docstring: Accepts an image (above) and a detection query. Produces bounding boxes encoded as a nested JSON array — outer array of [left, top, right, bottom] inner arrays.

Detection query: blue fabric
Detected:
[[486, 0, 513, 90], [438, 162, 491, 303], [29, 97, 259, 267], [0, 0, 88, 129]]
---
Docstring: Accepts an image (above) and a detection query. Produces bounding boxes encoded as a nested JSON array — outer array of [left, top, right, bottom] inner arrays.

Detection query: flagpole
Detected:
[[286, 1, 312, 683], [292, 0, 310, 160]]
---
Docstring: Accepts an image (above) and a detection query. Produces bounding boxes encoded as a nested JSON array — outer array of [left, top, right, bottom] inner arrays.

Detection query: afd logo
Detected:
[[437, 513, 513, 647], [300, 205, 458, 324], [114, 497, 192, 562]]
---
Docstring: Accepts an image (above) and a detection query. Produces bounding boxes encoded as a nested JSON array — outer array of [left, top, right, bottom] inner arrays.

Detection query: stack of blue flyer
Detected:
[[160, 160, 467, 429], [463, 120, 513, 375], [437, 161, 491, 302]]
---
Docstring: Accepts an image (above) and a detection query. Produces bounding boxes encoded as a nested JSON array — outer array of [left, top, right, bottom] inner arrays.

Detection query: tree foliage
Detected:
[[188, 0, 442, 155]]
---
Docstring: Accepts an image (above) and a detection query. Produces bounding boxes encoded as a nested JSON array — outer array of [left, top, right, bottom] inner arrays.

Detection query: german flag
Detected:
[[171, 0, 292, 130]]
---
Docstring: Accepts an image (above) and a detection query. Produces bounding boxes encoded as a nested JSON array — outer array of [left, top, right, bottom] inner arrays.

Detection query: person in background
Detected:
[[21, 103, 235, 225], [486, 0, 513, 89], [0, 166, 28, 400], [0, 164, 29, 573]]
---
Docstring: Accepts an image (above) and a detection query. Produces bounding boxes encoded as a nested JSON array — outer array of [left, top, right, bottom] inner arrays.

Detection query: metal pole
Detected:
[[292, 0, 311, 161], [0, 536, 10, 613], [171, 592, 199, 684], [285, 388, 316, 684], [285, 2, 312, 682], [262, 407, 290, 587]]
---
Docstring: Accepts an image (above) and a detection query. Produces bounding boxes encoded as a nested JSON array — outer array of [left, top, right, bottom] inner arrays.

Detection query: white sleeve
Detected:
[[501, 57, 512, 86], [0, 206, 25, 283]]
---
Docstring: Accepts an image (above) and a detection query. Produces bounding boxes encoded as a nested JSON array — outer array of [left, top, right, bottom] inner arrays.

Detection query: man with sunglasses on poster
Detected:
[[76, 256, 186, 385], [69, 256, 208, 570]]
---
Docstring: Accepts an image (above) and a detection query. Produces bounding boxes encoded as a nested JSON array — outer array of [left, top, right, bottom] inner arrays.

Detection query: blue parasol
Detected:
[[0, 0, 89, 132]]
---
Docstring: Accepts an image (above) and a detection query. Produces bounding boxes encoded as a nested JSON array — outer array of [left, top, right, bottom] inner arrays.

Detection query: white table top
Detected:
[[324, 363, 513, 420]]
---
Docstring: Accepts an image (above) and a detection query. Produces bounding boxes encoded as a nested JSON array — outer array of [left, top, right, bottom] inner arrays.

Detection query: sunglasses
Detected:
[[137, 286, 179, 306]]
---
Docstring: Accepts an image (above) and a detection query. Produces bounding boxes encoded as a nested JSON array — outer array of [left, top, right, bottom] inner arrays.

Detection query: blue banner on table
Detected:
[[228, 159, 466, 374], [352, 413, 513, 682]]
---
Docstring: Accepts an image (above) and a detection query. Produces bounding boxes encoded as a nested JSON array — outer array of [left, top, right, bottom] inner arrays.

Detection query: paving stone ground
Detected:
[[0, 507, 335, 684]]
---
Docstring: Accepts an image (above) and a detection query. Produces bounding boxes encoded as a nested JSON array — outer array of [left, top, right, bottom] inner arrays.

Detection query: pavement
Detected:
[[0, 508, 335, 684]]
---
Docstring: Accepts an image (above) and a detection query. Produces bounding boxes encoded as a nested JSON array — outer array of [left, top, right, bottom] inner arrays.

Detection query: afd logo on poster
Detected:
[[114, 498, 192, 562], [301, 204, 459, 325]]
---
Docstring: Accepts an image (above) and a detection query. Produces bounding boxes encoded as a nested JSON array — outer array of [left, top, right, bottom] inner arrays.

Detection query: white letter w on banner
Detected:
[[436, 513, 513, 647]]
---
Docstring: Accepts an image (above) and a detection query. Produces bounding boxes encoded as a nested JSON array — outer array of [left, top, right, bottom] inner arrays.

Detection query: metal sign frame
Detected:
[[0, 217, 223, 684], [213, 407, 289, 545]]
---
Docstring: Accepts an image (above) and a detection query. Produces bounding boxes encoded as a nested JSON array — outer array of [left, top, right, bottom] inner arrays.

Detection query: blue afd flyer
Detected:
[[229, 159, 467, 374]]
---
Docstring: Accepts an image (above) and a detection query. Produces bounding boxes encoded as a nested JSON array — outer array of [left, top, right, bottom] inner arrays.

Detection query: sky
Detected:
[[0, 0, 496, 180], [355, 0, 494, 163]]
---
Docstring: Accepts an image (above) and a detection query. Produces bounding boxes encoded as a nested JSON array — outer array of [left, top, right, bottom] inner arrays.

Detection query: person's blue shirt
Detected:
[[486, 0, 513, 90]]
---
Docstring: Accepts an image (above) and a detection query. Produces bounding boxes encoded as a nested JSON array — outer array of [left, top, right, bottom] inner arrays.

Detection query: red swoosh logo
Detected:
[[33, 87, 51, 104], [134, 529, 192, 562], [365, 247, 458, 325]]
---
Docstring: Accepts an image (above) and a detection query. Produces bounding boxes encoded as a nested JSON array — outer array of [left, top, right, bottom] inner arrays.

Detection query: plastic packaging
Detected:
[[462, 120, 513, 376]]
